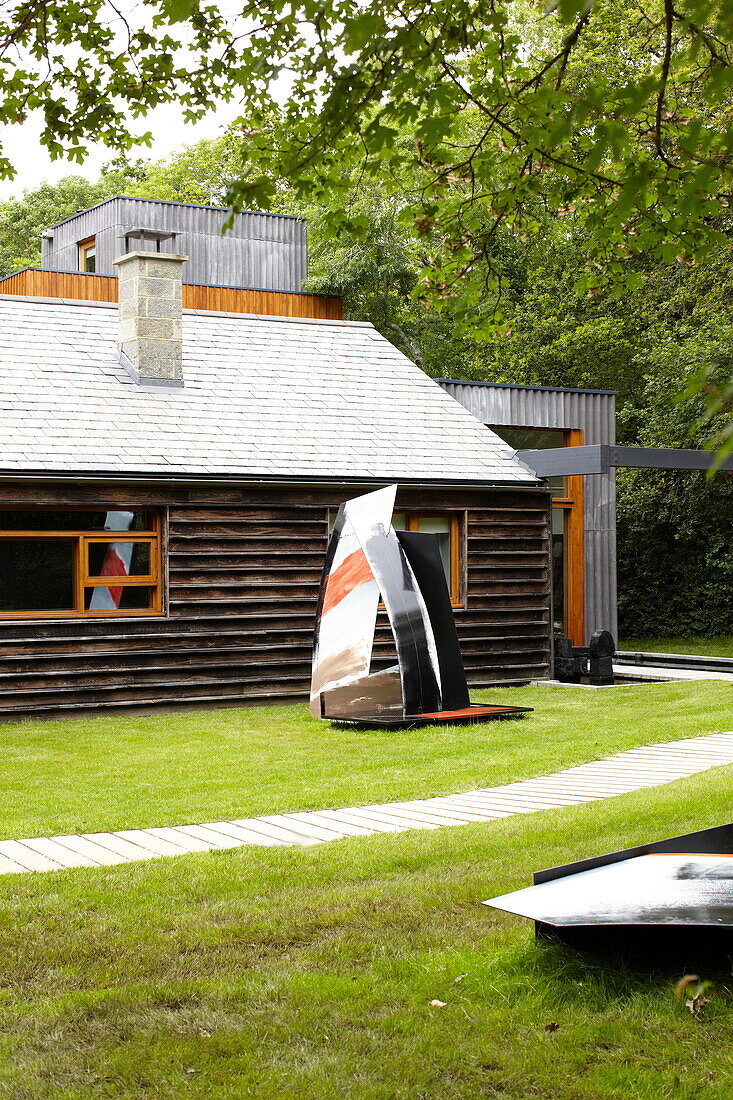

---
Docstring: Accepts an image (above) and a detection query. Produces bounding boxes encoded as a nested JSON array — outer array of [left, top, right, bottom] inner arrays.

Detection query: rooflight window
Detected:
[[78, 237, 96, 273]]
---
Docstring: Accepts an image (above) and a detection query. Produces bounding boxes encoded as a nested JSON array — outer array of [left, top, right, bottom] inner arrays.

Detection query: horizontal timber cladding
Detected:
[[0, 483, 550, 717]]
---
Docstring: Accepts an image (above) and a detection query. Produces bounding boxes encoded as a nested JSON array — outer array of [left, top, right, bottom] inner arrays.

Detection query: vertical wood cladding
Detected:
[[0, 484, 550, 716], [0, 269, 343, 320]]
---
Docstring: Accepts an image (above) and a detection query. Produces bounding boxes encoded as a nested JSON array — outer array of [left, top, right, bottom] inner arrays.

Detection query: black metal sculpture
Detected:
[[484, 824, 733, 957], [554, 630, 616, 685], [310, 485, 532, 727]]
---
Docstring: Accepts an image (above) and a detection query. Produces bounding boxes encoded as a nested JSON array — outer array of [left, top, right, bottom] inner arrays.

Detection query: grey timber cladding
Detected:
[[0, 297, 536, 486], [41, 196, 308, 292], [439, 380, 617, 639]]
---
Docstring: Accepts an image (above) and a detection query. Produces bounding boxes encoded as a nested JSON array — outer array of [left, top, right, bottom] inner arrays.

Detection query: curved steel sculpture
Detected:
[[310, 485, 532, 727]]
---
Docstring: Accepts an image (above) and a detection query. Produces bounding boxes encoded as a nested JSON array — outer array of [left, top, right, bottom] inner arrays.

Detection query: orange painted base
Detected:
[[329, 702, 533, 728], [415, 704, 529, 720]]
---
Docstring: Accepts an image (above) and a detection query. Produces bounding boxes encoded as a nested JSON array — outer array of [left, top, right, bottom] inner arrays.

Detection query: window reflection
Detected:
[[0, 539, 75, 611], [490, 426, 568, 498], [330, 510, 458, 598]]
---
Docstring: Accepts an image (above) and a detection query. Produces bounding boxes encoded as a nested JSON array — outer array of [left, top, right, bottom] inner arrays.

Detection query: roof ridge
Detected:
[[43, 195, 305, 233]]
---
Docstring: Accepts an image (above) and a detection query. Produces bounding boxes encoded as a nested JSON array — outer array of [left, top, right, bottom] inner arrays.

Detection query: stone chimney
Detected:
[[114, 250, 188, 386]]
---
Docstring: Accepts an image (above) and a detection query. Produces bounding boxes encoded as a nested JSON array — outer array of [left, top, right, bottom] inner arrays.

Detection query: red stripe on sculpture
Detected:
[[100, 546, 126, 607], [322, 549, 373, 615]]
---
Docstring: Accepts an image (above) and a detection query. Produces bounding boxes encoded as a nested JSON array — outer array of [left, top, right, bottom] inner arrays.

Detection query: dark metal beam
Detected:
[[613, 445, 733, 471], [516, 444, 733, 477], [516, 445, 608, 476]]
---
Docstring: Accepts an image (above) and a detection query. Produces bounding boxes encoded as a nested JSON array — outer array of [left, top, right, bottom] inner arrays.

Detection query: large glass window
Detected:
[[489, 424, 585, 643], [551, 507, 566, 635], [0, 539, 75, 613], [0, 509, 161, 618], [490, 427, 567, 498]]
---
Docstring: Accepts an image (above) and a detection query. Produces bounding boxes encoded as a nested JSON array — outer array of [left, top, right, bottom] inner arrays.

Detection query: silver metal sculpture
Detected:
[[484, 823, 733, 957], [310, 485, 531, 727]]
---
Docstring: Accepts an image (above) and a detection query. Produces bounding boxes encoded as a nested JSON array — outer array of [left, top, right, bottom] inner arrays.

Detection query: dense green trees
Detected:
[[1, 0, 732, 295], [617, 470, 733, 638], [0, 120, 729, 639]]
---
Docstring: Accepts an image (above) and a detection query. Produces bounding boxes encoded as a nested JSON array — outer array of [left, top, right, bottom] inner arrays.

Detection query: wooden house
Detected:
[[0, 199, 551, 718]]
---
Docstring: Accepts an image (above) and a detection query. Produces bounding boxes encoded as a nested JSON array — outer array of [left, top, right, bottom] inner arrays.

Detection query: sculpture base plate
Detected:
[[534, 921, 733, 966], [328, 703, 532, 729]]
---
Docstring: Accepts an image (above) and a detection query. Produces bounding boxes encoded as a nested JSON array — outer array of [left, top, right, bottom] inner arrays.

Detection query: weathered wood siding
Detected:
[[0, 483, 550, 717], [0, 269, 343, 320]]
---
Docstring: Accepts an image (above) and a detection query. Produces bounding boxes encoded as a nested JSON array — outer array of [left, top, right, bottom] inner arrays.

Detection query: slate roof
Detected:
[[0, 296, 537, 485]]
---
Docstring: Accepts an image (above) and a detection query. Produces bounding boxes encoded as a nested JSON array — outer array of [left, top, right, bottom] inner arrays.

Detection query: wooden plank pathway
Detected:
[[2, 730, 733, 876]]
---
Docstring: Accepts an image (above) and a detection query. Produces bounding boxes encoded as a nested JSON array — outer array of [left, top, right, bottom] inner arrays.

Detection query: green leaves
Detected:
[[0, 0, 730, 452], [0, 0, 231, 177], [158, 0, 201, 23]]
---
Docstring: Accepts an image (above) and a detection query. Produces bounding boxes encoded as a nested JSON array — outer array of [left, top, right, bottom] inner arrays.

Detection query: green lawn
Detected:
[[0, 685, 732, 1097], [2, 766, 733, 1097], [0, 680, 731, 840], [619, 636, 733, 659]]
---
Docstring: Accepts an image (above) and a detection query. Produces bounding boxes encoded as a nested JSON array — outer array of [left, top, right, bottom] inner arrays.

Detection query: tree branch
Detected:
[[654, 0, 675, 165]]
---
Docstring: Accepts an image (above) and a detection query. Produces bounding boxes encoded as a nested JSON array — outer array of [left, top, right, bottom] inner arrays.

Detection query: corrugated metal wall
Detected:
[[42, 198, 307, 292], [439, 381, 617, 639]]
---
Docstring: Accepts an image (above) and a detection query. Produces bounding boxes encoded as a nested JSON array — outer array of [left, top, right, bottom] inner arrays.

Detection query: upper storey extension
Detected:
[[40, 196, 308, 292]]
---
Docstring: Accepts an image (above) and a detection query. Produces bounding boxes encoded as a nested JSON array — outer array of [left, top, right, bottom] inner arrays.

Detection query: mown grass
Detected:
[[620, 636, 733, 659], [1, 765, 733, 1098], [0, 680, 731, 839]]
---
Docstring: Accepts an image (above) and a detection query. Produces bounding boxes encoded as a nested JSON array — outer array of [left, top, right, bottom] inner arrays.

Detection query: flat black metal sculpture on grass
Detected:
[[484, 824, 733, 959], [310, 485, 531, 728]]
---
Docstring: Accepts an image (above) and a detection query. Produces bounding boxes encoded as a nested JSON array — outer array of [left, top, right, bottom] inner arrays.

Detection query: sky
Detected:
[[0, 99, 243, 200], [0, 0, 254, 201]]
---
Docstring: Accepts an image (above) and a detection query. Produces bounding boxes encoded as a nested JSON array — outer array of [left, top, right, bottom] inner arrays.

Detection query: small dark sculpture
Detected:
[[553, 637, 581, 683], [310, 485, 532, 727], [554, 630, 616, 685], [588, 630, 615, 685]]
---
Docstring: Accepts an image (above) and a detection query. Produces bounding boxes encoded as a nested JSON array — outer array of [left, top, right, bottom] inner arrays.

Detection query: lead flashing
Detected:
[[438, 379, 619, 396]]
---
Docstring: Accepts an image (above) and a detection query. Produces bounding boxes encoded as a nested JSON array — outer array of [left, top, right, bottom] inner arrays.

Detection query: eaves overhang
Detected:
[[0, 469, 544, 493], [438, 379, 619, 397]]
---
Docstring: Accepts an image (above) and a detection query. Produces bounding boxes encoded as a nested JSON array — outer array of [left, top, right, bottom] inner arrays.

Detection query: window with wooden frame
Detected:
[[78, 236, 96, 273], [0, 509, 162, 619], [392, 513, 462, 605], [547, 429, 585, 645], [329, 509, 463, 606]]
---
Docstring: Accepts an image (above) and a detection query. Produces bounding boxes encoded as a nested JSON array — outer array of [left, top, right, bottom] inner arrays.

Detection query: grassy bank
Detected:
[[0, 763, 732, 1097], [0, 680, 731, 840], [619, 636, 733, 658]]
